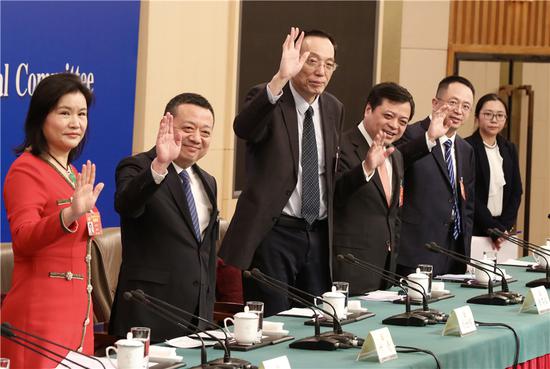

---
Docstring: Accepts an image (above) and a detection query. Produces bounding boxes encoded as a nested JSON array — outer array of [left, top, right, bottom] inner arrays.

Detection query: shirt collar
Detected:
[[172, 162, 193, 176], [289, 81, 319, 115], [357, 120, 374, 146]]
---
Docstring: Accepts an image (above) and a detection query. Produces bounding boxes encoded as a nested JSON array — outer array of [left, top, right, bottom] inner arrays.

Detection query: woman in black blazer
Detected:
[[465, 93, 523, 249]]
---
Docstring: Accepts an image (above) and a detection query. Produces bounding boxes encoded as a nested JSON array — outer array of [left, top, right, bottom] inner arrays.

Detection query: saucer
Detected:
[[347, 307, 369, 314], [262, 329, 289, 338], [149, 355, 184, 364], [431, 289, 450, 298]]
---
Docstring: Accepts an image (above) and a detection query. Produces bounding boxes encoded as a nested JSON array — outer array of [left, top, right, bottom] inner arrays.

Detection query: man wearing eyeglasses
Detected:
[[394, 76, 476, 277], [219, 27, 344, 316]]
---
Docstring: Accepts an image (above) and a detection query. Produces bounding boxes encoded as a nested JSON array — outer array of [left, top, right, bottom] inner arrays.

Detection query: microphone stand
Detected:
[[427, 242, 524, 303], [244, 270, 358, 350], [342, 253, 448, 321], [337, 255, 436, 326], [131, 290, 241, 367], [250, 268, 363, 348], [1, 322, 106, 369], [124, 292, 254, 369], [425, 243, 513, 305], [489, 229, 550, 288]]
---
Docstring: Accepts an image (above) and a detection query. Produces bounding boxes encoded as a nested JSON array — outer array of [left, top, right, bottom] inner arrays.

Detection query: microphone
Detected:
[[337, 255, 442, 326], [488, 229, 550, 288], [130, 289, 241, 367], [123, 291, 255, 369], [244, 270, 361, 350], [340, 254, 448, 321], [1, 322, 105, 369], [425, 243, 519, 305]]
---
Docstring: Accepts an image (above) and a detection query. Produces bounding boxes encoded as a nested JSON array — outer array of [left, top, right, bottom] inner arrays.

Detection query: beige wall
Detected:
[[133, 0, 240, 220]]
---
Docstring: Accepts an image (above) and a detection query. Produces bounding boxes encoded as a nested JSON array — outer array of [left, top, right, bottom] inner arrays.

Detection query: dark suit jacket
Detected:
[[333, 127, 404, 295], [395, 117, 475, 275], [109, 148, 218, 342], [465, 130, 522, 237], [219, 83, 344, 270]]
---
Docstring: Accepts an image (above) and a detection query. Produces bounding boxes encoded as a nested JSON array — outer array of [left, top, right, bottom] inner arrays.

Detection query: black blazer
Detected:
[[109, 148, 218, 342], [333, 127, 404, 295], [219, 83, 344, 270], [395, 117, 475, 275], [465, 130, 522, 237]]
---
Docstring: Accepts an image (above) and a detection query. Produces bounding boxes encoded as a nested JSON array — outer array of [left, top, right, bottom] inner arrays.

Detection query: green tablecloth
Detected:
[[171, 264, 550, 369]]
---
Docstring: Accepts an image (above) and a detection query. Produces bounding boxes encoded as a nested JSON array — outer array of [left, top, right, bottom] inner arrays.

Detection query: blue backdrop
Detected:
[[1, 1, 141, 241]]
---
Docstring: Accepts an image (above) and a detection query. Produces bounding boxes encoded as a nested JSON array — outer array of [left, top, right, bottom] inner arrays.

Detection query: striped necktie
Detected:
[[179, 170, 201, 241], [443, 139, 461, 240], [301, 106, 320, 225]]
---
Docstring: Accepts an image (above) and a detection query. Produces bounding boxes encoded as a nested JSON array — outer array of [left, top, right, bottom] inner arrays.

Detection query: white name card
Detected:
[[259, 355, 291, 369], [356, 327, 398, 363], [519, 286, 550, 314], [442, 305, 477, 337]]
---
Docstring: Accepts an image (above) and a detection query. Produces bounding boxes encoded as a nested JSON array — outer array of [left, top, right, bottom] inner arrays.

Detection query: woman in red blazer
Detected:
[[465, 93, 523, 250], [1, 73, 104, 368]]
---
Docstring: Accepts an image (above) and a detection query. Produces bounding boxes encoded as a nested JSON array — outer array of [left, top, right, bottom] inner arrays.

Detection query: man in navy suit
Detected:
[[110, 93, 218, 342], [220, 27, 344, 316], [395, 76, 476, 277]]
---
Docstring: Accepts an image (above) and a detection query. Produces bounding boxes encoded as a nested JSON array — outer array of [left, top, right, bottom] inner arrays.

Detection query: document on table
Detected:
[[500, 259, 537, 267], [277, 307, 322, 318], [436, 273, 475, 282], [359, 290, 400, 302], [166, 335, 217, 348]]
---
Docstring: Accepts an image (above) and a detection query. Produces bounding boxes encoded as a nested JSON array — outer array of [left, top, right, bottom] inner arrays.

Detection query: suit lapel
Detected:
[[390, 150, 403, 207], [319, 94, 336, 173], [350, 127, 387, 205], [193, 164, 218, 233], [472, 131, 490, 191], [280, 86, 299, 175], [165, 164, 198, 243]]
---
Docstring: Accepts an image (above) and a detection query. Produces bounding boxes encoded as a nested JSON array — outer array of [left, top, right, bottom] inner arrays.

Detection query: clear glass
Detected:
[[130, 326, 150, 368], [332, 281, 350, 314], [417, 264, 433, 297], [245, 301, 264, 342]]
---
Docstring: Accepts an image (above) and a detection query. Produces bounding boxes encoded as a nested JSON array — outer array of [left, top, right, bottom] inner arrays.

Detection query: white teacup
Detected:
[[474, 258, 497, 283], [262, 321, 284, 332], [347, 300, 363, 312], [534, 245, 550, 268], [322, 287, 346, 320], [432, 281, 445, 292], [106, 339, 144, 369], [406, 268, 429, 300], [223, 307, 258, 345]]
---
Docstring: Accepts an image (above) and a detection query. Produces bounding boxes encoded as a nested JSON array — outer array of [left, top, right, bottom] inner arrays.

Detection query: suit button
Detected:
[[193, 280, 199, 287], [272, 217, 278, 223]]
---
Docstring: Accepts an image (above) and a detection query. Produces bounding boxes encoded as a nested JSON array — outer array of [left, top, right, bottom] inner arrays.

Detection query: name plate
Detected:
[[519, 286, 550, 314], [356, 327, 397, 363], [259, 355, 291, 369], [442, 305, 477, 337]]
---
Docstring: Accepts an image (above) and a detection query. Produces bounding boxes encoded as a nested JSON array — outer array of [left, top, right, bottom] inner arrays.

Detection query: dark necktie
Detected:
[[443, 139, 461, 240], [179, 170, 201, 241], [301, 106, 320, 225]]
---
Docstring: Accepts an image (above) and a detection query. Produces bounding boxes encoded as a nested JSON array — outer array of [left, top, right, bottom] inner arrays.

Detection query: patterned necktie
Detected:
[[443, 139, 462, 240], [179, 170, 201, 241], [301, 106, 320, 225], [377, 161, 392, 206]]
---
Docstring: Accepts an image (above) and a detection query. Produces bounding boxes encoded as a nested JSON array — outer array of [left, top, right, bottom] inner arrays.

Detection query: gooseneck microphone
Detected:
[[337, 254, 445, 326], [123, 291, 255, 369], [489, 229, 550, 288], [244, 269, 362, 350], [425, 243, 521, 305], [1, 322, 105, 369]]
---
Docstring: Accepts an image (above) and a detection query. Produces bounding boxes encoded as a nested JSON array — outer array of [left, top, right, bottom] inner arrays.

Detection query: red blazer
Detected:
[[1, 152, 94, 369]]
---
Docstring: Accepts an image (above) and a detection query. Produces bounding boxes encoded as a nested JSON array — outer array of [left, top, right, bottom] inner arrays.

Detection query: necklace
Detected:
[[483, 140, 497, 149], [47, 152, 76, 184]]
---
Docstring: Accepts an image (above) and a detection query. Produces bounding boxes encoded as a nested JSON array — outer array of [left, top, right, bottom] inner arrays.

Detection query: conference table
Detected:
[[162, 263, 550, 369]]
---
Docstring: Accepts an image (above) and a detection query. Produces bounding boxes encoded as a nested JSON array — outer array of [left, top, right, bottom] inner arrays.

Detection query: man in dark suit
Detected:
[[333, 83, 414, 295], [219, 27, 344, 316], [395, 76, 476, 277], [110, 93, 218, 342]]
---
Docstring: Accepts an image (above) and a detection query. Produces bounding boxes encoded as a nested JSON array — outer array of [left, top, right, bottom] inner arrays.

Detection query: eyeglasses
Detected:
[[304, 55, 338, 73], [436, 98, 472, 113], [480, 111, 507, 122]]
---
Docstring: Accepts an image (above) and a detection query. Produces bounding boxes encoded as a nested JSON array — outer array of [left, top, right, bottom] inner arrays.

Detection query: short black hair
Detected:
[[366, 82, 415, 121], [15, 73, 93, 162], [474, 93, 509, 118], [164, 92, 215, 123], [302, 29, 337, 50], [436, 75, 475, 98]]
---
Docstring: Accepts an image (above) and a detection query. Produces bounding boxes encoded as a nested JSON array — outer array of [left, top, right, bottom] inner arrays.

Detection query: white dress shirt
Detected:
[[266, 82, 327, 220], [484, 141, 505, 216]]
